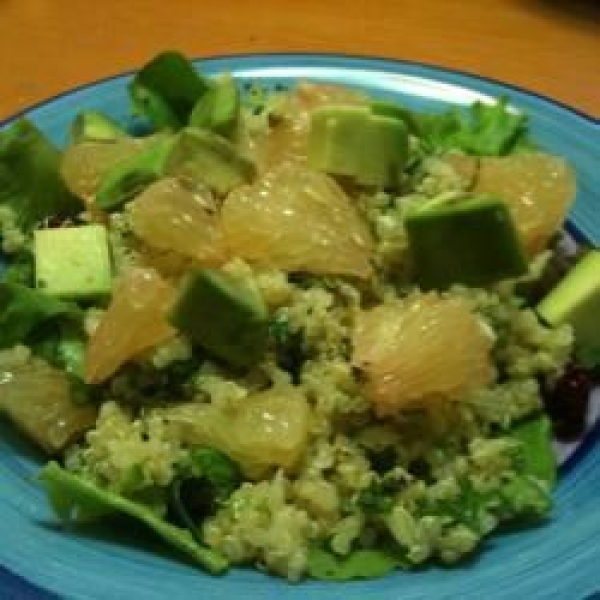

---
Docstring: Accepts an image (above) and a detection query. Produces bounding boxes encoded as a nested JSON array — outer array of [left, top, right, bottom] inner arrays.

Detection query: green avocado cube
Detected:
[[308, 106, 369, 178], [360, 114, 409, 187], [168, 269, 269, 368], [34, 224, 112, 299], [70, 111, 126, 144], [95, 135, 174, 211], [189, 74, 240, 136], [405, 198, 528, 290], [537, 250, 600, 365], [165, 128, 255, 195], [308, 105, 408, 188]]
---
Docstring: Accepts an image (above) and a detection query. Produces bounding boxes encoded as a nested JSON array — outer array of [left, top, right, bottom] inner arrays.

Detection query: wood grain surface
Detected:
[[0, 0, 599, 119]]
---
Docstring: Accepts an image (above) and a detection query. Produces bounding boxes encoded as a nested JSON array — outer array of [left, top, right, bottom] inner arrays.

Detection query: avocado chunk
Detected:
[[168, 269, 269, 368], [129, 51, 210, 130], [405, 197, 528, 290], [95, 135, 174, 211], [537, 249, 600, 365], [308, 105, 408, 188], [34, 224, 112, 299], [189, 74, 240, 136], [70, 111, 126, 143], [165, 128, 255, 195]]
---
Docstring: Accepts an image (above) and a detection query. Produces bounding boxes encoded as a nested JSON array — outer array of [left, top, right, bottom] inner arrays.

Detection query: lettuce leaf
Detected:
[[39, 462, 229, 574], [416, 98, 530, 156], [0, 281, 81, 349], [1, 248, 34, 286], [0, 120, 80, 233], [306, 546, 400, 580]]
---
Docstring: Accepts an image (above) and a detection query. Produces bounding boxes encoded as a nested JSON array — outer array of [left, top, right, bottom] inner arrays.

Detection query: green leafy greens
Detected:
[[414, 98, 530, 156], [0, 120, 80, 233], [510, 415, 556, 486], [306, 547, 401, 581], [39, 462, 229, 574], [0, 281, 81, 349], [169, 448, 242, 540]]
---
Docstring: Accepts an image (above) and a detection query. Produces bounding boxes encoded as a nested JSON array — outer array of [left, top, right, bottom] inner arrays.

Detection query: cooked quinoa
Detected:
[[60, 266, 571, 579]]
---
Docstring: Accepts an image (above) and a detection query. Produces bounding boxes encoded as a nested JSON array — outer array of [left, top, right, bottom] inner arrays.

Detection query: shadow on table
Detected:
[[517, 0, 600, 27]]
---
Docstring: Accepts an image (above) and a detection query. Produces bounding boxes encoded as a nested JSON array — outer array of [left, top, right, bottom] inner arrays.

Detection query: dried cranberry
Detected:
[[544, 364, 592, 442]]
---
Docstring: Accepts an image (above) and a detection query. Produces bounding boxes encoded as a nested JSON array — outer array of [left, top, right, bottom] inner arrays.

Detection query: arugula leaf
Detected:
[[32, 321, 86, 378], [498, 475, 551, 517], [39, 462, 229, 574], [510, 415, 557, 486], [425, 417, 555, 529], [0, 281, 81, 349], [270, 315, 306, 384], [415, 98, 530, 156], [425, 479, 490, 533], [130, 51, 210, 130], [169, 448, 242, 539], [1, 248, 34, 286], [184, 447, 242, 501], [357, 472, 404, 514], [306, 546, 400, 580], [0, 120, 80, 233]]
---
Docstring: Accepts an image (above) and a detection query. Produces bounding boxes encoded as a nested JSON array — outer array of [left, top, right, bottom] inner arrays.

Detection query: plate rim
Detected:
[[1, 51, 599, 599], [1, 51, 599, 129]]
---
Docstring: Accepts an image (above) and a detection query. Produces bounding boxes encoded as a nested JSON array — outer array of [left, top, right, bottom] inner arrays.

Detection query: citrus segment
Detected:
[[353, 293, 494, 416], [0, 359, 97, 453], [474, 153, 576, 254], [222, 164, 373, 278], [60, 137, 157, 202], [129, 178, 227, 266], [84, 268, 176, 384], [243, 82, 366, 171]]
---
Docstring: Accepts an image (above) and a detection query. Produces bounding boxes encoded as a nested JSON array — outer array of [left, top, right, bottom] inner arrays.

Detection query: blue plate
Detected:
[[1, 54, 599, 600]]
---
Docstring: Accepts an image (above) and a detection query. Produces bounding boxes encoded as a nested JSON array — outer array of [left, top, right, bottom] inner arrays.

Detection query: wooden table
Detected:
[[1, 0, 599, 119]]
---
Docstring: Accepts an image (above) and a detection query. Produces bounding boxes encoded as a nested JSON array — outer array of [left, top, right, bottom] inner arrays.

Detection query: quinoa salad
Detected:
[[0, 51, 597, 581]]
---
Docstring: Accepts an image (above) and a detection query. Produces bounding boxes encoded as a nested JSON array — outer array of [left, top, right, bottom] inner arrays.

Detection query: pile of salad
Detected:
[[0, 51, 597, 581]]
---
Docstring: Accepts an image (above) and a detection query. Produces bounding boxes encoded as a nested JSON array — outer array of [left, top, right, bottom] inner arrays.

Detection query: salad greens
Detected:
[[169, 448, 242, 540], [0, 119, 80, 234], [306, 547, 401, 580], [414, 97, 530, 156], [0, 281, 80, 349], [39, 462, 228, 574], [510, 416, 557, 487]]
